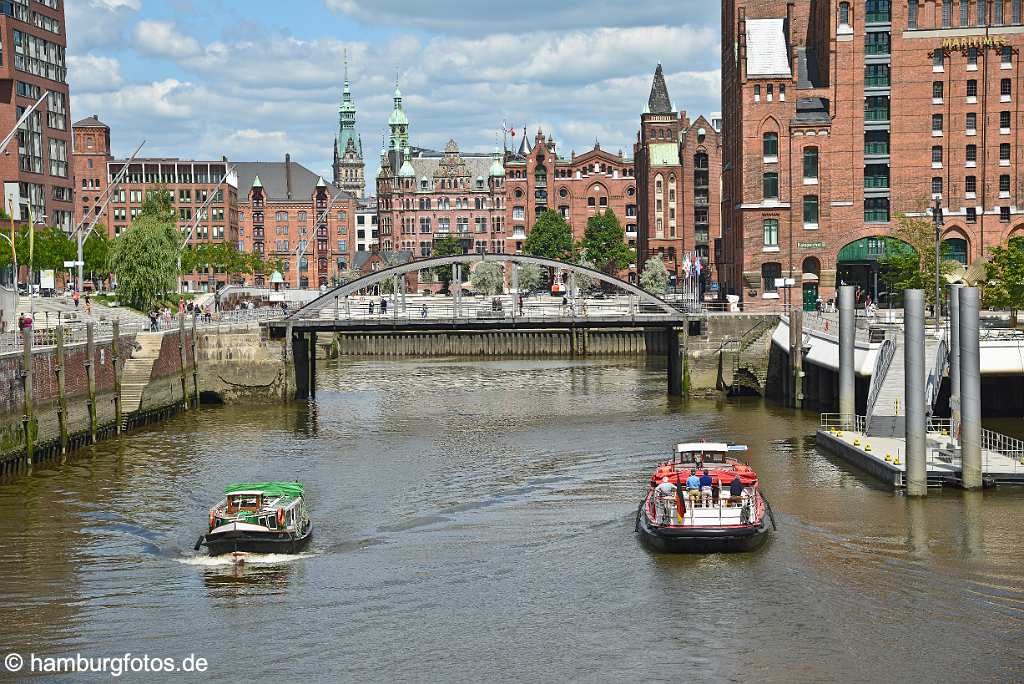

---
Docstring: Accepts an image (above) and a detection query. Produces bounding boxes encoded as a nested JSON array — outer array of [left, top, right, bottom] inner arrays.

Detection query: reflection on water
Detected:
[[0, 357, 1021, 681]]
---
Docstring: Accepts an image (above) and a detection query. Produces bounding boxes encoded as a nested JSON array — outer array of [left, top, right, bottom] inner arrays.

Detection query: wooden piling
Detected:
[[112, 320, 123, 434], [190, 314, 199, 408], [177, 313, 188, 409], [21, 328, 34, 468], [86, 322, 97, 443], [55, 324, 68, 452]]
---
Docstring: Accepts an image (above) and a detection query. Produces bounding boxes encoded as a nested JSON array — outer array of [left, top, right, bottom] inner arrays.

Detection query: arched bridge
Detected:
[[266, 253, 697, 399]]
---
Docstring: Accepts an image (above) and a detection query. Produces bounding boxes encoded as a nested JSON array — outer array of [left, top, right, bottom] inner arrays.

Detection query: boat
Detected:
[[635, 442, 774, 553], [194, 482, 313, 556]]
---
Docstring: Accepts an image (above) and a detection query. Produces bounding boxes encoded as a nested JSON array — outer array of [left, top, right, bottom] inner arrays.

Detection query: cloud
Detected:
[[325, 0, 718, 33], [133, 20, 202, 59], [68, 55, 124, 92], [66, 0, 141, 51], [74, 79, 195, 121]]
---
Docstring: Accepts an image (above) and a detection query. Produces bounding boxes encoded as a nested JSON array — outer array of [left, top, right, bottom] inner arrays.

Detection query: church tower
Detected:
[[333, 54, 365, 198]]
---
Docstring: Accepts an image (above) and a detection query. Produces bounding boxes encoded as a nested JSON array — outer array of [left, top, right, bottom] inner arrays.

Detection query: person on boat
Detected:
[[654, 477, 677, 526], [685, 469, 702, 508], [728, 474, 745, 507], [699, 469, 713, 508]]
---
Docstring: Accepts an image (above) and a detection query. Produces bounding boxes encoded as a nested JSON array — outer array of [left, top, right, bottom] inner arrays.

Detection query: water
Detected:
[[1, 357, 1022, 682]]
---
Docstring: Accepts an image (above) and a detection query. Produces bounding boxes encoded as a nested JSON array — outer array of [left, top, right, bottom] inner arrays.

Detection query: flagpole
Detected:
[[27, 206, 34, 320]]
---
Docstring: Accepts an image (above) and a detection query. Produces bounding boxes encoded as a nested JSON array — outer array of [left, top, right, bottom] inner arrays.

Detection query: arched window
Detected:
[[655, 174, 664, 194], [942, 237, 968, 264], [839, 2, 850, 26], [802, 256, 821, 277]]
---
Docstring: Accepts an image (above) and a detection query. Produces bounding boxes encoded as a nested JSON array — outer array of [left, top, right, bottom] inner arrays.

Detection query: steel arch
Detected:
[[285, 253, 684, 320]]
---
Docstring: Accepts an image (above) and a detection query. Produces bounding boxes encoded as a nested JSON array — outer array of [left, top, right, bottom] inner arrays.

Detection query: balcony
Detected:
[[864, 141, 889, 156], [864, 75, 890, 88], [865, 10, 891, 23], [864, 108, 890, 122], [864, 176, 890, 189]]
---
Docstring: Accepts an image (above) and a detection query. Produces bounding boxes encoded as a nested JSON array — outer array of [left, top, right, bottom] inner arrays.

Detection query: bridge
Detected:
[[265, 253, 697, 399]]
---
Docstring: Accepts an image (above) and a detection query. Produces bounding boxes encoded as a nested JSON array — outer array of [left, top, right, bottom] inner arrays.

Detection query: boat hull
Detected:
[[636, 504, 770, 553], [203, 526, 313, 556]]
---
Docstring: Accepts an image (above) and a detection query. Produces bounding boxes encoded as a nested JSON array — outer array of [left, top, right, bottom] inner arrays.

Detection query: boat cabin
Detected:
[[226, 492, 264, 514]]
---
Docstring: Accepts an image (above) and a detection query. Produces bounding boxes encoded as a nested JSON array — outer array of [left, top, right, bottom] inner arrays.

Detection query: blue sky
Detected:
[[68, 1, 722, 189]]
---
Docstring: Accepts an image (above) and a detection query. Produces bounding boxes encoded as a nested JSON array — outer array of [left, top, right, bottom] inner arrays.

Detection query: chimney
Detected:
[[285, 153, 292, 199]]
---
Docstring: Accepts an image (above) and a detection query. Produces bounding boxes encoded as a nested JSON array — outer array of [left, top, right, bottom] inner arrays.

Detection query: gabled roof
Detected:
[[746, 18, 792, 78], [236, 160, 352, 201], [647, 64, 673, 114], [73, 115, 108, 128]]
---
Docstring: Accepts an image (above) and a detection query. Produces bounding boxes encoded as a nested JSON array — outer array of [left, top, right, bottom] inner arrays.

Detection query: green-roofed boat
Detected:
[[195, 482, 312, 556]]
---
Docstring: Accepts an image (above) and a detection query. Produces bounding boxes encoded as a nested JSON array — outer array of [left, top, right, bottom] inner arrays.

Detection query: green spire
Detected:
[[251, 175, 263, 189], [388, 76, 409, 151], [338, 49, 361, 159]]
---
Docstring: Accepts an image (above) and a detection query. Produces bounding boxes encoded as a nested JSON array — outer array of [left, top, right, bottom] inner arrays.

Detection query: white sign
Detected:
[[40, 269, 55, 289], [63, 260, 84, 268], [774, 277, 797, 288]]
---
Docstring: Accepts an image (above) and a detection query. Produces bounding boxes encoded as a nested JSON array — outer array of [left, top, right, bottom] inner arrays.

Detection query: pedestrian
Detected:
[[421, 304, 428, 318], [85, 300, 92, 316], [22, 313, 31, 330], [17, 313, 24, 332], [368, 300, 375, 316], [186, 301, 194, 315], [72, 290, 80, 309], [178, 299, 185, 316], [517, 294, 524, 316], [148, 310, 158, 332], [815, 297, 823, 314], [381, 298, 388, 315]]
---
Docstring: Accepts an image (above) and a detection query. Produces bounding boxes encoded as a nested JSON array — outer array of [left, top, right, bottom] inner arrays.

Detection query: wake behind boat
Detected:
[[195, 482, 312, 556], [636, 442, 774, 553]]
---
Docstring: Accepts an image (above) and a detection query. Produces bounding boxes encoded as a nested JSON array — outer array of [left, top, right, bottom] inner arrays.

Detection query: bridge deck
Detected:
[[269, 313, 690, 333]]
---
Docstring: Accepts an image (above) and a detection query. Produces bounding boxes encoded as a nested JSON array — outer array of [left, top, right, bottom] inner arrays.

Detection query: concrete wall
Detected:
[[195, 328, 291, 402]]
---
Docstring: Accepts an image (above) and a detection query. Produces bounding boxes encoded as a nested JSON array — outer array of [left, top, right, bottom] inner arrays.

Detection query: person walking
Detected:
[[420, 304, 428, 319], [72, 289, 80, 309], [368, 300, 375, 316], [148, 310, 159, 332], [84, 299, 92, 316], [380, 298, 388, 315]]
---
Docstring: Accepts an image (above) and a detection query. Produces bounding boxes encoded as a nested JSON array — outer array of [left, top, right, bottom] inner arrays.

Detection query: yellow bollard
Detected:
[[893, 455, 901, 465], [941, 429, 949, 436], [853, 438, 861, 446], [885, 453, 893, 463], [865, 444, 872, 452]]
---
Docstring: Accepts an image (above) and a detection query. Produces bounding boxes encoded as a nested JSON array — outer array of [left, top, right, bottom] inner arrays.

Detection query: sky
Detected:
[[68, 0, 722, 190]]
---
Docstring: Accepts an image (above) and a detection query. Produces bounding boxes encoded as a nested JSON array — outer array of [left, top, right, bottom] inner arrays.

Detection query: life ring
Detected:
[[276, 508, 286, 528], [208, 511, 216, 530]]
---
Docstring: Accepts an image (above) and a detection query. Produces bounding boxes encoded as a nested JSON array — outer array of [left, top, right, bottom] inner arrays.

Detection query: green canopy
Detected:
[[837, 236, 915, 262], [225, 482, 304, 498]]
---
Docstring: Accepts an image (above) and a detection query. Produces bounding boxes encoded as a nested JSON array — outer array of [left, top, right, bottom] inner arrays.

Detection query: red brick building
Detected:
[[0, 0, 73, 230], [237, 157, 356, 289], [634, 64, 723, 288], [72, 116, 241, 292], [723, 0, 1024, 309]]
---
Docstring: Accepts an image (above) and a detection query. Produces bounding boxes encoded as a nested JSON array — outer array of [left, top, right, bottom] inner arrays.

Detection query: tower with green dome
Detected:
[[332, 52, 365, 198]]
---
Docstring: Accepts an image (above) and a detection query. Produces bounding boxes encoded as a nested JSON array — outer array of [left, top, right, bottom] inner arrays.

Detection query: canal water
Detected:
[[1, 358, 1022, 681]]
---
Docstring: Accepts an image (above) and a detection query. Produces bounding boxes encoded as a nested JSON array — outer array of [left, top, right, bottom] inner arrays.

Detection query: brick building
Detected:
[[634, 64, 723, 287], [355, 196, 378, 253], [237, 156, 356, 289], [0, 0, 73, 230], [72, 116, 241, 291], [723, 0, 1024, 309]]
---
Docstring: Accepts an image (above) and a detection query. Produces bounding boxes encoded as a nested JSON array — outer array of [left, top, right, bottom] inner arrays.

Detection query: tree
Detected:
[[516, 263, 543, 292], [337, 267, 363, 284], [108, 209, 179, 311], [431, 236, 464, 292], [640, 256, 670, 295], [985, 235, 1024, 327], [470, 261, 505, 295], [572, 258, 597, 293], [523, 209, 574, 261], [82, 227, 111, 287], [877, 211, 958, 308], [579, 209, 634, 274]]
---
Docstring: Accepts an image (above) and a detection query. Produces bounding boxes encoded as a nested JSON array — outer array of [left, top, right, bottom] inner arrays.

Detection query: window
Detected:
[[297, 211, 307, 223], [1001, 206, 1011, 222], [1003, 46, 1014, 68], [1003, 78, 1013, 100], [996, 0, 1005, 24], [47, 138, 67, 177], [419, 218, 431, 233], [762, 132, 779, 159], [11, 29, 67, 84], [933, 51, 945, 71], [1001, 174, 1012, 194], [932, 145, 943, 166], [1002, 110, 1012, 131], [780, 84, 786, 101], [839, 2, 850, 25], [865, 197, 890, 222], [966, 144, 977, 165], [965, 175, 977, 195], [762, 262, 782, 292], [967, 47, 978, 69], [16, 109, 42, 173], [763, 172, 779, 200], [865, 31, 890, 55], [967, 112, 978, 133], [933, 81, 943, 101], [932, 177, 943, 195], [865, 130, 889, 155], [865, 164, 889, 188], [763, 219, 779, 247], [908, 0, 918, 27], [1016, 0, 1023, 24], [865, 63, 890, 87], [46, 92, 66, 130], [754, 85, 761, 102], [767, 84, 774, 102], [512, 206, 525, 220], [942, 0, 952, 27], [803, 195, 819, 226], [967, 207, 977, 223], [275, 211, 288, 221], [932, 113, 943, 135], [967, 79, 977, 98], [962, 2, 969, 26], [1001, 143, 1012, 164], [865, 95, 890, 121], [865, 0, 890, 22], [803, 147, 819, 180]]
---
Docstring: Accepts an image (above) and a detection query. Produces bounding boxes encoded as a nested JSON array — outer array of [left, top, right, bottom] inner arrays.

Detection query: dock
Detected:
[[816, 414, 1024, 489]]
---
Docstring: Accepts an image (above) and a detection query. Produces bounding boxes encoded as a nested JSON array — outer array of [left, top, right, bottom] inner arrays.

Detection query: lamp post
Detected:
[[932, 197, 943, 328]]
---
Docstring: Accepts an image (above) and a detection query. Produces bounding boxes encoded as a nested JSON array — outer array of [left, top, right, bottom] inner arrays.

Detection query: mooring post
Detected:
[[293, 331, 309, 400], [792, 308, 804, 409], [86, 322, 97, 444], [190, 313, 199, 408], [904, 289, 927, 497], [309, 332, 317, 399], [334, 295, 339, 321], [453, 264, 462, 319], [112, 319, 123, 434], [667, 327, 683, 396], [958, 286, 982, 490], [21, 327, 34, 468], [948, 283, 963, 445], [55, 323, 68, 452], [177, 313, 188, 410], [838, 285, 856, 427]]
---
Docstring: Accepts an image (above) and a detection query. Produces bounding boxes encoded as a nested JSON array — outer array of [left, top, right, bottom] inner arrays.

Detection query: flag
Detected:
[[27, 206, 34, 268], [675, 475, 685, 524]]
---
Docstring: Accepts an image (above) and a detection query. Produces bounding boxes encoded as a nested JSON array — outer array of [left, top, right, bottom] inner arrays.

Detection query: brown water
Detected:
[[0, 357, 1022, 682]]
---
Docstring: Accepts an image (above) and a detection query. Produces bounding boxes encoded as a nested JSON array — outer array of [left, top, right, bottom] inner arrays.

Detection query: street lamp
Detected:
[[932, 197, 943, 328]]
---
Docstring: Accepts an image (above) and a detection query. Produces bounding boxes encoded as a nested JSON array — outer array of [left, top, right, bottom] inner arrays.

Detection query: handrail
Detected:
[[926, 335, 948, 411], [866, 337, 897, 418]]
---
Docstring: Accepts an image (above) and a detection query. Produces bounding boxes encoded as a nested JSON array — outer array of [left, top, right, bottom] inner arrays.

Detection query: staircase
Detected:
[[867, 334, 945, 437], [120, 333, 163, 427], [723, 318, 777, 393]]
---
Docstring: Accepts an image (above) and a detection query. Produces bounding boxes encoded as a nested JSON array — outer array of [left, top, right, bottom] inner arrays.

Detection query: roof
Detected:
[[353, 249, 414, 270], [647, 64, 673, 114], [406, 155, 494, 180], [647, 142, 681, 166], [235, 160, 352, 201], [676, 443, 746, 453], [225, 482, 304, 498], [73, 115, 108, 128], [794, 97, 832, 125], [746, 18, 792, 77]]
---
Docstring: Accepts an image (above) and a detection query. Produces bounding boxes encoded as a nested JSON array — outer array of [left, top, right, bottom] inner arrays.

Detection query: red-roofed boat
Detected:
[[635, 442, 775, 553]]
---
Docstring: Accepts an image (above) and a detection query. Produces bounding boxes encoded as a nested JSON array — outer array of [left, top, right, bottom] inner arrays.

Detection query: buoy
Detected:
[[885, 453, 892, 462]]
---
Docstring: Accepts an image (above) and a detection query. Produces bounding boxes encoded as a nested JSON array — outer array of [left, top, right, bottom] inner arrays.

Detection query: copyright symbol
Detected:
[[4, 653, 23, 672]]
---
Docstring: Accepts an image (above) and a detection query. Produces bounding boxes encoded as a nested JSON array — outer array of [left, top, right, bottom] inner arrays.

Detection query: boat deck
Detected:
[[647, 496, 755, 528]]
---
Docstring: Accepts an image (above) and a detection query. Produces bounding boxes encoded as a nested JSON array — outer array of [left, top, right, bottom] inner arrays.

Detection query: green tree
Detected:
[[470, 261, 505, 295], [523, 209, 574, 262], [877, 211, 958, 308], [108, 207, 179, 311], [516, 263, 543, 292], [83, 227, 111, 287], [572, 258, 597, 293], [431, 236, 464, 292], [337, 267, 363, 284], [142, 186, 175, 223], [640, 256, 669, 295], [579, 209, 634, 274], [985, 236, 1024, 327]]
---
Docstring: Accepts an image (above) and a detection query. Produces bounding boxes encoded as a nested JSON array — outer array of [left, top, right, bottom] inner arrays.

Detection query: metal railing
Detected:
[[866, 337, 897, 417], [982, 428, 1024, 467], [926, 334, 948, 410], [820, 413, 866, 432]]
